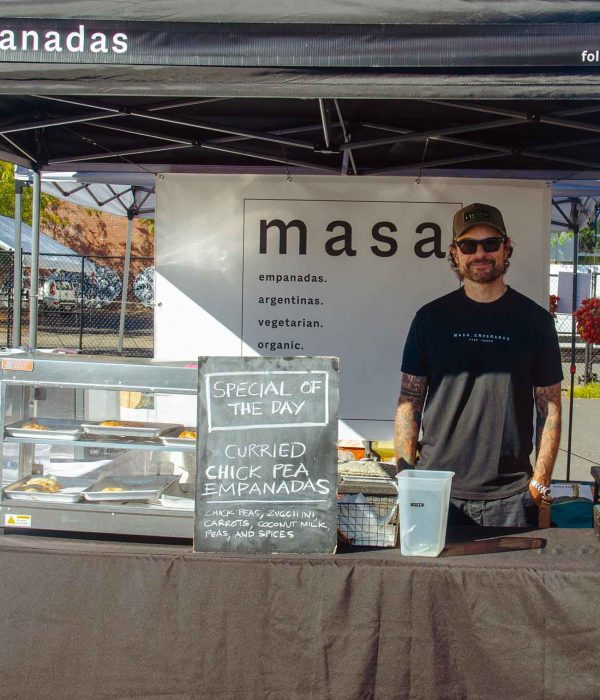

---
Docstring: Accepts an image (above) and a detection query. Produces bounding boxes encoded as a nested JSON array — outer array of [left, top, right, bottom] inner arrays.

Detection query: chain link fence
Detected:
[[0, 252, 154, 357], [0, 262, 597, 370], [550, 271, 600, 384]]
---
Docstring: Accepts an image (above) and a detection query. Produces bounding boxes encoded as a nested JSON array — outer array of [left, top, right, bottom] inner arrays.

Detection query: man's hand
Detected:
[[528, 480, 545, 506], [396, 457, 415, 473]]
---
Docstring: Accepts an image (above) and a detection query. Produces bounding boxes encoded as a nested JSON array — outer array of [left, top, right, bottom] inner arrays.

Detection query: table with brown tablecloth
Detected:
[[1, 528, 599, 699]]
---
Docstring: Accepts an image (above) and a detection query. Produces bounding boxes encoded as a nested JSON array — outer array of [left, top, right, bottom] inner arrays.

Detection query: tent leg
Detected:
[[566, 201, 580, 483], [28, 170, 41, 349], [12, 180, 24, 347], [78, 256, 85, 352], [117, 216, 133, 354]]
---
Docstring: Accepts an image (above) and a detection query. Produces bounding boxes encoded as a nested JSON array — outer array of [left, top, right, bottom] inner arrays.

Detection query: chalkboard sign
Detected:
[[194, 356, 339, 554]]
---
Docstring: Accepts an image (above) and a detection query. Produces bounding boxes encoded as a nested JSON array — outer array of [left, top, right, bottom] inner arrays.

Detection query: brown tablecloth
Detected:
[[1, 528, 599, 699]]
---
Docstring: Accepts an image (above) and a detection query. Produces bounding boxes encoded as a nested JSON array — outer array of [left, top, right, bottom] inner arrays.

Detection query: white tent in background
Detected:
[[0, 213, 79, 264], [0, 213, 122, 310], [14, 166, 155, 218], [12, 167, 154, 352]]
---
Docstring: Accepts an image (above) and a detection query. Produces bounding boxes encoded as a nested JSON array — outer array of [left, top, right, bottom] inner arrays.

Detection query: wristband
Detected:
[[530, 479, 551, 499]]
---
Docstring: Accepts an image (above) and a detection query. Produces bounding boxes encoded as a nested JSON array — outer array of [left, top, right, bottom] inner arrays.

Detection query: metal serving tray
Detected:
[[159, 480, 195, 510], [3, 476, 96, 503], [82, 475, 179, 501], [160, 427, 197, 447], [81, 421, 183, 439], [5, 418, 83, 440]]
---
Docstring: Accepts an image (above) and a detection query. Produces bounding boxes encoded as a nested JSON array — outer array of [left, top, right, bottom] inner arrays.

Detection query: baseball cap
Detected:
[[452, 203, 507, 239]]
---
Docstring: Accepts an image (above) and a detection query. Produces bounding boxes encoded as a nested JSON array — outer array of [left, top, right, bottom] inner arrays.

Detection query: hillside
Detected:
[[43, 197, 154, 266]]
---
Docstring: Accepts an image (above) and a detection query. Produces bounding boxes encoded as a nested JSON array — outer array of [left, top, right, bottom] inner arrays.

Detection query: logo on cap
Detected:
[[453, 202, 506, 239], [465, 209, 491, 223]]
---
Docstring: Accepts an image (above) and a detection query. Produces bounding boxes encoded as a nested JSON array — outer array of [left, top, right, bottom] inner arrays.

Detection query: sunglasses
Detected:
[[454, 236, 506, 255]]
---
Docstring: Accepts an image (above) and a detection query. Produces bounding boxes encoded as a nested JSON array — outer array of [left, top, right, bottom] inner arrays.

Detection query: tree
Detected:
[[578, 226, 598, 254], [1, 160, 155, 236], [0, 160, 54, 225], [550, 226, 600, 268]]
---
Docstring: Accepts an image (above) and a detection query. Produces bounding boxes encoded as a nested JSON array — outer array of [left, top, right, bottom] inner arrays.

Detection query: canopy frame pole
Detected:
[[35, 94, 325, 151], [34, 94, 227, 114], [128, 109, 316, 151], [363, 121, 513, 153], [117, 214, 134, 354], [363, 121, 600, 163], [208, 122, 335, 144], [318, 99, 333, 150], [334, 99, 357, 176], [28, 169, 41, 349], [426, 99, 600, 136], [0, 133, 36, 163], [371, 141, 600, 174], [342, 116, 528, 151], [566, 199, 581, 483], [1, 112, 124, 136], [12, 179, 24, 347], [78, 255, 85, 353], [49, 144, 191, 165], [372, 152, 507, 176]]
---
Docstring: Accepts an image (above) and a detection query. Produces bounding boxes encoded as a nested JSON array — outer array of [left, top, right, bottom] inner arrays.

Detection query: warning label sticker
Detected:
[[4, 514, 31, 527]]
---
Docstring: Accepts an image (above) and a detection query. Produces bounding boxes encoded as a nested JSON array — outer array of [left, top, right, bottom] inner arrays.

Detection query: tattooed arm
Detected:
[[394, 373, 427, 471], [531, 382, 562, 503]]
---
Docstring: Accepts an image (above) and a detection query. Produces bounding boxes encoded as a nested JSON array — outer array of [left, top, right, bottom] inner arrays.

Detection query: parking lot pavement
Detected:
[[31, 329, 152, 355], [554, 397, 600, 482]]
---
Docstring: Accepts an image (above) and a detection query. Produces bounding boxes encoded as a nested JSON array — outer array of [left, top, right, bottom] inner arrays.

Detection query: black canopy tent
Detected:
[[1, 2, 600, 480], [2, 1, 600, 173], [1, 0, 600, 102]]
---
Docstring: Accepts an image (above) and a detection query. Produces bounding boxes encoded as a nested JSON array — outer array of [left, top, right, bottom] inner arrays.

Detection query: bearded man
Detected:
[[394, 203, 563, 527]]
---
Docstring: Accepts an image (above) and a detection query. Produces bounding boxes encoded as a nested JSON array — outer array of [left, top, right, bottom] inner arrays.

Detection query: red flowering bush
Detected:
[[549, 294, 559, 318], [574, 297, 600, 345]]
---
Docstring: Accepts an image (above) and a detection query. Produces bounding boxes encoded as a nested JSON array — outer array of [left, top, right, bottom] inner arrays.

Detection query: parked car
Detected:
[[41, 280, 78, 312], [0, 283, 28, 310]]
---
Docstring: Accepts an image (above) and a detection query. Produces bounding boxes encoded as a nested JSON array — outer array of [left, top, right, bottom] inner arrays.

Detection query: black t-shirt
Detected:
[[401, 287, 563, 499]]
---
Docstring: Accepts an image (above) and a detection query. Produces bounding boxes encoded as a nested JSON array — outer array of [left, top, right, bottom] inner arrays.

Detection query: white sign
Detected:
[[4, 513, 31, 527], [556, 271, 592, 313], [155, 175, 550, 439]]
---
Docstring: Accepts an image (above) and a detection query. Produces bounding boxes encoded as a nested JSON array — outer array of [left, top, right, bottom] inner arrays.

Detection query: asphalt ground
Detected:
[[556, 396, 600, 483], [33, 329, 152, 355]]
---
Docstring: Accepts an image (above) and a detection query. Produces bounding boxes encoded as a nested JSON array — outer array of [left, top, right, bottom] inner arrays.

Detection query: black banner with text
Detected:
[[1, 19, 600, 67]]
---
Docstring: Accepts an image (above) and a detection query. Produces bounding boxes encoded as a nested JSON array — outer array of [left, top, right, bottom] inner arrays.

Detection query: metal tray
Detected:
[[3, 475, 96, 503], [160, 427, 197, 446], [5, 418, 83, 440], [82, 475, 179, 501], [159, 480, 195, 510], [81, 421, 183, 439]]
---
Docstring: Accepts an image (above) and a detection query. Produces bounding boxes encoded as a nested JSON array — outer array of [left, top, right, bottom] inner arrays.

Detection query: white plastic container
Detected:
[[396, 469, 455, 557]]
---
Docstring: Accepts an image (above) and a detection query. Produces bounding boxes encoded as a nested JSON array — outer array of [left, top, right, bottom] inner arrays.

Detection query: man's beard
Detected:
[[458, 257, 504, 283]]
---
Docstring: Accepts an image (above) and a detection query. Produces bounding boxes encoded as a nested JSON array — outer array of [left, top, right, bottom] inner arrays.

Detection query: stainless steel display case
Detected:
[[0, 352, 197, 538]]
